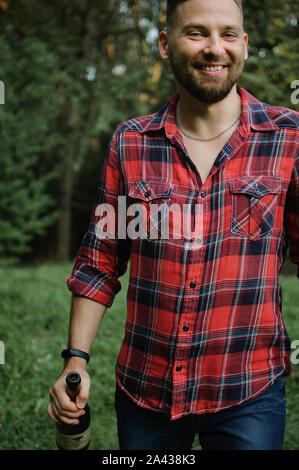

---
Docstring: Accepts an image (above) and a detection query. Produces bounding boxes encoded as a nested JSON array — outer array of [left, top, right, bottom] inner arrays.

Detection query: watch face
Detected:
[[61, 348, 89, 362], [62, 349, 72, 360]]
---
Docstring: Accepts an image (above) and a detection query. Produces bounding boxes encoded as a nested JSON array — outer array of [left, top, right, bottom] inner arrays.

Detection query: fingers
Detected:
[[47, 398, 84, 425], [47, 371, 90, 425], [76, 373, 90, 409], [47, 400, 59, 423], [48, 388, 86, 424]]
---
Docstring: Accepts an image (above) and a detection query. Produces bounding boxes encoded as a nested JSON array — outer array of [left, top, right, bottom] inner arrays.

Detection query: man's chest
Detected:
[[120, 129, 296, 190], [120, 129, 296, 244], [182, 138, 228, 185]]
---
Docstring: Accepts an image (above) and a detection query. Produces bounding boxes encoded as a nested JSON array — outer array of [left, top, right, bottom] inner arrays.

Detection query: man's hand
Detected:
[[47, 295, 107, 425], [47, 358, 90, 425]]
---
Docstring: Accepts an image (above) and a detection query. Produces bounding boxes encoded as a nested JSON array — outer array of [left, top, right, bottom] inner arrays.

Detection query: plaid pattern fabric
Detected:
[[67, 87, 299, 420]]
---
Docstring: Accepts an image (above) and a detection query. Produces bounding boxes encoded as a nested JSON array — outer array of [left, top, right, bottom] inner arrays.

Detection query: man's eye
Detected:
[[224, 33, 237, 39], [188, 31, 204, 37]]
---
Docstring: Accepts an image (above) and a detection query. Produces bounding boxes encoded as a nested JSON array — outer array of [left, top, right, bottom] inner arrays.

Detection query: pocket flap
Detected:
[[229, 176, 282, 198], [127, 180, 173, 202]]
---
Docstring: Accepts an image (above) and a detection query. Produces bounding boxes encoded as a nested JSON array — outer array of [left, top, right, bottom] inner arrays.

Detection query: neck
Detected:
[[176, 84, 242, 138]]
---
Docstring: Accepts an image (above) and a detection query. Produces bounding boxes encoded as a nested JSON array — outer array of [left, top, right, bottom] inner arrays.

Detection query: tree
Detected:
[[0, 0, 154, 261], [0, 28, 58, 264], [240, 0, 299, 108]]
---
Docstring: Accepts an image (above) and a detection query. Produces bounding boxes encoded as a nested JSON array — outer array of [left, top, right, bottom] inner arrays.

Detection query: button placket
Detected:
[[184, 195, 204, 247], [172, 310, 195, 416], [172, 191, 203, 410]]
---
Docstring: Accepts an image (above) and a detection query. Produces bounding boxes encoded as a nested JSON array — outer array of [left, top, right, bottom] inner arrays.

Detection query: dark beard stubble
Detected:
[[168, 50, 245, 104]]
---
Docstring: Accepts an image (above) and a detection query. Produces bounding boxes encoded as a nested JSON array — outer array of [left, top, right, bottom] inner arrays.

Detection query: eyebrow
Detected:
[[182, 23, 243, 34]]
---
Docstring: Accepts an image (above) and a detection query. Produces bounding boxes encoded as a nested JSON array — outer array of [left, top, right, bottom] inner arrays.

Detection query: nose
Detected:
[[202, 34, 225, 57]]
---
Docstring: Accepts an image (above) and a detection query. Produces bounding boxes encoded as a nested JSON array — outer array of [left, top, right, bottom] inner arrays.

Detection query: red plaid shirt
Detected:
[[67, 87, 299, 420]]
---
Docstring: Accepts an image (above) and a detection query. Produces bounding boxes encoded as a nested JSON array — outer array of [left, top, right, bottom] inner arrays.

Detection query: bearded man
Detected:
[[48, 0, 299, 450]]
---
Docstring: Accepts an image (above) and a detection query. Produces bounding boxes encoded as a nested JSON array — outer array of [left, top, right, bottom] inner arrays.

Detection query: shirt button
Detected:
[[144, 191, 151, 198], [183, 324, 189, 332], [201, 191, 206, 198], [176, 365, 182, 372], [189, 281, 196, 288]]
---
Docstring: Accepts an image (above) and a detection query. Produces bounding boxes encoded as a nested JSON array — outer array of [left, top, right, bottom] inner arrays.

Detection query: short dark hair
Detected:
[[166, 0, 243, 30]]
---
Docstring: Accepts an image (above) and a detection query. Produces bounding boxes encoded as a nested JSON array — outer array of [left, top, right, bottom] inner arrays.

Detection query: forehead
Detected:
[[172, 0, 243, 28]]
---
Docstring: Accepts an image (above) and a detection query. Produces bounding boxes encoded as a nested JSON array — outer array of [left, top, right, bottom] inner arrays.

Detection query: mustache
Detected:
[[192, 63, 229, 70], [193, 54, 230, 67], [193, 59, 229, 67]]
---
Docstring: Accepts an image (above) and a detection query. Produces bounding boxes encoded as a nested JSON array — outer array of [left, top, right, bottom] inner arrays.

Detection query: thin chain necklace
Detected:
[[176, 112, 241, 142]]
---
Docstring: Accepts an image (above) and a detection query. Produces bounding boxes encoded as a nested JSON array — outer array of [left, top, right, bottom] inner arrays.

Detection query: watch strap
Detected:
[[61, 348, 90, 363]]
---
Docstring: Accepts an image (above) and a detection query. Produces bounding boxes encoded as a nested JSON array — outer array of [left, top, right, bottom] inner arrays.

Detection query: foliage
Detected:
[[0, 34, 59, 264], [240, 0, 299, 107]]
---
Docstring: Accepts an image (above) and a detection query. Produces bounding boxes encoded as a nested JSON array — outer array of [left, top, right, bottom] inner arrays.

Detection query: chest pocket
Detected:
[[127, 180, 173, 239], [229, 176, 282, 240]]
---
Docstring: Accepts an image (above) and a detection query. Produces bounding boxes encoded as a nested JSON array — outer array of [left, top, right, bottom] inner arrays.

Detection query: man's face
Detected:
[[160, 0, 248, 103]]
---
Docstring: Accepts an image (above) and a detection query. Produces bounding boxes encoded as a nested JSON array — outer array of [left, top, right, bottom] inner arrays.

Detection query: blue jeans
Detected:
[[115, 376, 286, 450]]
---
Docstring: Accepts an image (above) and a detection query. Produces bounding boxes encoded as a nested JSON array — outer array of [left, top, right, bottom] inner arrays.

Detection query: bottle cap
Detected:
[[66, 371, 81, 391]]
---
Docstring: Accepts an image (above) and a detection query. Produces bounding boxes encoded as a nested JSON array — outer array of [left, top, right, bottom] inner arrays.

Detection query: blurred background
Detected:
[[0, 0, 298, 450]]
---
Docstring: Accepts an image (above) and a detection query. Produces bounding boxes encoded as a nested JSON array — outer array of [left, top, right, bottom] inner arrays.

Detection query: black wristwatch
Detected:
[[61, 348, 90, 363]]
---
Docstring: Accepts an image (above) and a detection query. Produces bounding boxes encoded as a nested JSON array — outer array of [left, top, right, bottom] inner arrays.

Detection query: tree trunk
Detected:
[[55, 102, 77, 261]]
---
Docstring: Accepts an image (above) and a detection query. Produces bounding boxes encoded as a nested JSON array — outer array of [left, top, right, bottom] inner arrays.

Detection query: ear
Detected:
[[243, 32, 248, 61], [158, 31, 170, 61]]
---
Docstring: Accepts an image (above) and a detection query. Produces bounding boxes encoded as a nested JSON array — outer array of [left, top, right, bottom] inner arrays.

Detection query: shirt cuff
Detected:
[[66, 264, 122, 308]]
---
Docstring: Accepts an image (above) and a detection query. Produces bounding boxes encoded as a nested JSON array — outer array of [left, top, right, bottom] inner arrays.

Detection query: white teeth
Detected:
[[204, 66, 224, 71]]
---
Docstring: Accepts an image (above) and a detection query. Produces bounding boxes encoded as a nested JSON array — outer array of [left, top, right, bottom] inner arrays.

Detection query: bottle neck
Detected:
[[65, 371, 81, 402], [66, 387, 78, 402]]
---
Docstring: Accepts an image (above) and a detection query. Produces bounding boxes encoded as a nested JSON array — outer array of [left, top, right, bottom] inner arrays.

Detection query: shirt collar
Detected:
[[140, 86, 279, 136]]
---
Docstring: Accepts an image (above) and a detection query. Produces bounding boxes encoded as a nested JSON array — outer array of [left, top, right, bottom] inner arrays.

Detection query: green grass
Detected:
[[0, 263, 298, 450]]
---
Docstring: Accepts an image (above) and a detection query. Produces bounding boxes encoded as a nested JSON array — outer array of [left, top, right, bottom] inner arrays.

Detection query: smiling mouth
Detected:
[[194, 64, 228, 71], [203, 65, 226, 71]]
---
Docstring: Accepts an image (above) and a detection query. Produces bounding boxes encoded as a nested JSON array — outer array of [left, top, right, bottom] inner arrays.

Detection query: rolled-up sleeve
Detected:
[[284, 140, 299, 279], [66, 129, 131, 307]]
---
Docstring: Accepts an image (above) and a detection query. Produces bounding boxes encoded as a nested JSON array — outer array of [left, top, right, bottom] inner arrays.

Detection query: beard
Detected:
[[168, 50, 245, 104]]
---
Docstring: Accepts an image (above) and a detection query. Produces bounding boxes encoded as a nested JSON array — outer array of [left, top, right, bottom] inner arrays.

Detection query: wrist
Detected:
[[63, 356, 88, 370], [61, 347, 90, 363]]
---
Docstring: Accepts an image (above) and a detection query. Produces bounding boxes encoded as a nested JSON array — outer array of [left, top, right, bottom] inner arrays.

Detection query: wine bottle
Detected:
[[56, 371, 91, 450]]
